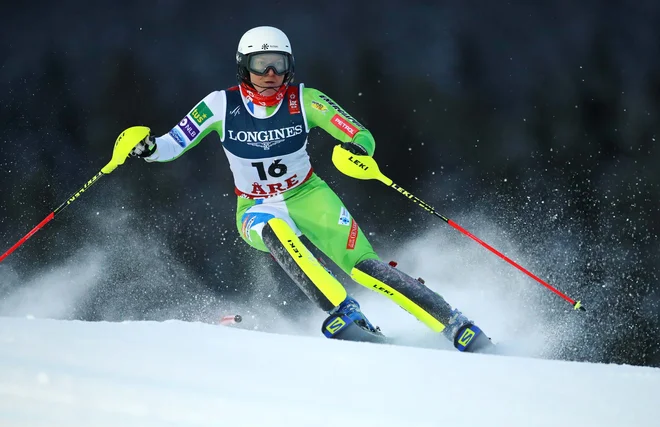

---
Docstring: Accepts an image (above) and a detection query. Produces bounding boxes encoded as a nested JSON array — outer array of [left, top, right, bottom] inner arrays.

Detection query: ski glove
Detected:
[[130, 135, 157, 158], [340, 142, 368, 156]]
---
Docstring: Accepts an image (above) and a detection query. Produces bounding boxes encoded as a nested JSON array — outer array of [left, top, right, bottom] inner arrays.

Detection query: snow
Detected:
[[1, 316, 659, 427]]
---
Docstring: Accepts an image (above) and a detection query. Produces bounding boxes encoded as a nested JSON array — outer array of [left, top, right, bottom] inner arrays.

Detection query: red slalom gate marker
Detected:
[[220, 314, 242, 325]]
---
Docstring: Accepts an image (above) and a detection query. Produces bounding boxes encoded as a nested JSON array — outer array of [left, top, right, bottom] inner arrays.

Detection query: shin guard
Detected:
[[351, 259, 461, 333], [262, 218, 347, 312]]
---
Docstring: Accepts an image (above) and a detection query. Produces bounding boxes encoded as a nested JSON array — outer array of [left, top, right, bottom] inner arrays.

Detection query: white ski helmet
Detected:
[[236, 26, 295, 87]]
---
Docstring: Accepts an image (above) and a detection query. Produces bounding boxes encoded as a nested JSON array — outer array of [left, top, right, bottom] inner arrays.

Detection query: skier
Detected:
[[127, 26, 490, 352]]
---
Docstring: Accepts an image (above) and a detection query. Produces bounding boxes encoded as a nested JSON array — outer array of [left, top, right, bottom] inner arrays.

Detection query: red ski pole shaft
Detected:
[[0, 126, 151, 264], [388, 181, 585, 311], [330, 146, 585, 311], [0, 171, 106, 264]]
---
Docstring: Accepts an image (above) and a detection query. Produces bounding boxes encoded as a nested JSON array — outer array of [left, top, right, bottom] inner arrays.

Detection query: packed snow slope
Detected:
[[0, 316, 658, 427]]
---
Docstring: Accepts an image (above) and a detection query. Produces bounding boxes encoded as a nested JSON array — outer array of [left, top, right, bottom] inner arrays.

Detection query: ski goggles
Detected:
[[247, 52, 291, 76]]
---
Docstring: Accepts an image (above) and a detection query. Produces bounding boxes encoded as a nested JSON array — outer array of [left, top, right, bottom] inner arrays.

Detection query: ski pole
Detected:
[[331, 145, 585, 311], [0, 126, 151, 264]]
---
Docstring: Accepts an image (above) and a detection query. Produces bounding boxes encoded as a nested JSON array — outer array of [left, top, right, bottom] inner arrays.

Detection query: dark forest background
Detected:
[[1, 0, 659, 366]]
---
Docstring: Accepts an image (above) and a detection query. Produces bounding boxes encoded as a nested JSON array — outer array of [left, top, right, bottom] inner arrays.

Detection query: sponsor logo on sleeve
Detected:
[[318, 94, 365, 129], [310, 100, 328, 113], [331, 114, 359, 137], [338, 207, 351, 226], [191, 101, 213, 125], [168, 128, 186, 147], [346, 218, 359, 249], [178, 117, 199, 141]]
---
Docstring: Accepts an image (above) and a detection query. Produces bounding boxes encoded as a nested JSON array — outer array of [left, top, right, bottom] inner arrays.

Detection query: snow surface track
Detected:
[[0, 317, 658, 427]]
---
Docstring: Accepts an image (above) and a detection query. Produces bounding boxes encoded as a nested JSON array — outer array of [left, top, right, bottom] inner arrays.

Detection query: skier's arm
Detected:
[[302, 87, 375, 156], [145, 91, 226, 162]]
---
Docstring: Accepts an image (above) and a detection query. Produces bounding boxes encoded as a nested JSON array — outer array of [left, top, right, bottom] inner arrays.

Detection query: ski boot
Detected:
[[442, 308, 494, 353], [322, 296, 386, 344]]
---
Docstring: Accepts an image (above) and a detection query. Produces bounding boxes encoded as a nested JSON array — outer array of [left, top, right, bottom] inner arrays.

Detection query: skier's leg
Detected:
[[236, 196, 381, 340], [351, 259, 455, 332], [236, 197, 345, 310], [351, 259, 493, 352], [285, 175, 489, 351], [262, 217, 346, 312], [262, 218, 384, 341], [284, 174, 379, 273], [283, 174, 453, 329]]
